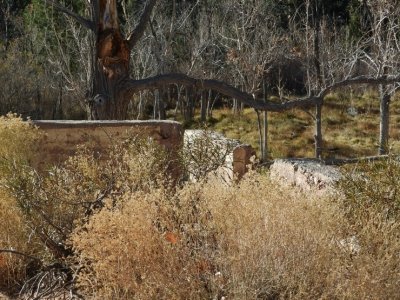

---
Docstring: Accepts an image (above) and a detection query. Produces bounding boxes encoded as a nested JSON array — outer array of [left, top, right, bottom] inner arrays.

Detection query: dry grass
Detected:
[[206, 90, 400, 159], [0, 114, 399, 299], [0, 189, 31, 293], [70, 170, 400, 299], [0, 115, 44, 293]]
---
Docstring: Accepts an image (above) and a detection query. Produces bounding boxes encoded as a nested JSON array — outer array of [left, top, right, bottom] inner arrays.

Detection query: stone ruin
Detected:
[[31, 121, 344, 189], [32, 121, 256, 183], [184, 130, 256, 183], [32, 120, 183, 178]]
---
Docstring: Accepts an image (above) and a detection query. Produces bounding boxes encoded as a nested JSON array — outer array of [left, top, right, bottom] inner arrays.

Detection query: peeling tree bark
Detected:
[[90, 0, 135, 119]]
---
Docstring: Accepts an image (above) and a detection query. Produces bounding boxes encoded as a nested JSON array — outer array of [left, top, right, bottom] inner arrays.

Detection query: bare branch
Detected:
[[43, 0, 95, 31], [124, 73, 400, 113], [319, 75, 400, 98], [0, 249, 41, 262], [127, 0, 158, 50], [123, 73, 321, 112], [36, 230, 72, 259]]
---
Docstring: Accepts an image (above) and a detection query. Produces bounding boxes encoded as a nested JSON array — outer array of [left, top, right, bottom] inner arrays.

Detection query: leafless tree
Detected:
[[41, 0, 400, 158], [361, 0, 400, 154]]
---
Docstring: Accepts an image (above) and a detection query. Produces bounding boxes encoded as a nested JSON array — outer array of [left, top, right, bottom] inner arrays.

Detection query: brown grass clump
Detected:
[[70, 169, 400, 299], [0, 115, 43, 293], [0, 189, 30, 292], [0, 113, 41, 176], [71, 187, 213, 299], [1, 114, 399, 299]]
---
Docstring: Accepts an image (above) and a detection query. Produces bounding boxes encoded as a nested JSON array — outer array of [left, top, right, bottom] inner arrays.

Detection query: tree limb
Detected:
[[124, 73, 321, 112], [36, 230, 72, 259], [43, 0, 95, 31], [127, 0, 158, 50], [319, 75, 400, 98], [124, 73, 400, 113]]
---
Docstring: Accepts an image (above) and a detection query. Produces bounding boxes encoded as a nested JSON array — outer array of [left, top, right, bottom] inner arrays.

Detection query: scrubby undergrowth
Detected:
[[0, 115, 399, 299]]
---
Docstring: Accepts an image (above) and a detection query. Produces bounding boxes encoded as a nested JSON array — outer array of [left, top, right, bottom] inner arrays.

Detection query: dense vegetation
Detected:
[[0, 116, 399, 299], [1, 1, 400, 298]]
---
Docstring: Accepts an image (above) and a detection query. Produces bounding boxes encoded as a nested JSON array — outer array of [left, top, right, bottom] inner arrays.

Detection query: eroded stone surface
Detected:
[[184, 130, 255, 182], [270, 158, 341, 193], [233, 145, 257, 180]]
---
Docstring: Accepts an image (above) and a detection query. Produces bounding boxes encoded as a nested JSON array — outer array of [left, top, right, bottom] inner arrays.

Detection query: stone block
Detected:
[[270, 158, 341, 194], [233, 144, 256, 180]]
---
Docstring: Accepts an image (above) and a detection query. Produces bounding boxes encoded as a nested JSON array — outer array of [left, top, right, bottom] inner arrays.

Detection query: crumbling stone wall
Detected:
[[32, 120, 183, 178]]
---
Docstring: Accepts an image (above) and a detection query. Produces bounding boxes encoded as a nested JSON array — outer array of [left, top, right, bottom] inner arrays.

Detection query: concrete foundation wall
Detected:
[[32, 120, 183, 174]]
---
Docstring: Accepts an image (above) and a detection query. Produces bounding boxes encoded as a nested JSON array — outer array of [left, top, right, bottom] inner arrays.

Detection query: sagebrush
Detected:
[[0, 116, 399, 299]]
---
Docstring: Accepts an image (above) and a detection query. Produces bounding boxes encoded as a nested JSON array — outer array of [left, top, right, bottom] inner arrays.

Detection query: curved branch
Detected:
[[319, 75, 400, 98], [124, 73, 321, 112], [124, 73, 400, 113], [127, 0, 158, 50], [44, 0, 95, 31]]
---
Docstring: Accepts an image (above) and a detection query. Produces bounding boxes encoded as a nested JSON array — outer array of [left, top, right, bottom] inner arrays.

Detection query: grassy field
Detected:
[[187, 90, 400, 160]]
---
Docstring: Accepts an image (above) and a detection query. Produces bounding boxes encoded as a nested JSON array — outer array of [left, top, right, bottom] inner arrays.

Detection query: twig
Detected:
[[0, 249, 41, 262]]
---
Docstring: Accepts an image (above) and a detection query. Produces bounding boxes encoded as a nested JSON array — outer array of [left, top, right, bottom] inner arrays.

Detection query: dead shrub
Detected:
[[1, 115, 399, 299], [182, 129, 237, 181], [71, 190, 202, 299], [0, 189, 31, 293], [70, 169, 400, 299], [0, 115, 43, 294], [0, 118, 171, 296]]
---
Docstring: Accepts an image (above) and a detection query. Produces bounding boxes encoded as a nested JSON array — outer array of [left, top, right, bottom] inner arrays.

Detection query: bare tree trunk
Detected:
[[153, 90, 159, 119], [53, 80, 63, 119], [315, 102, 323, 159], [160, 88, 166, 120], [36, 88, 43, 119], [207, 89, 212, 118], [262, 81, 268, 162], [379, 85, 391, 155], [184, 87, 194, 122], [312, 11, 324, 160], [137, 92, 144, 119], [174, 85, 182, 119], [200, 90, 207, 122], [256, 110, 263, 160]]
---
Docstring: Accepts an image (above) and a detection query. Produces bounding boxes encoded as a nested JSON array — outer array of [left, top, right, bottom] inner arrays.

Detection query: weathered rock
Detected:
[[184, 130, 256, 182], [233, 144, 257, 180], [0, 293, 9, 300], [270, 158, 341, 193]]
